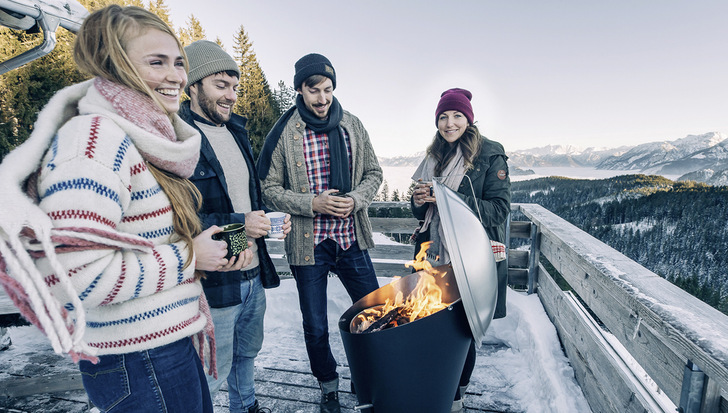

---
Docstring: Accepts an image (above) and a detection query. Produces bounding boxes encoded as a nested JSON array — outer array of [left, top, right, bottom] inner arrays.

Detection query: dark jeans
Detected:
[[290, 239, 379, 383], [79, 338, 213, 413], [457, 340, 476, 397]]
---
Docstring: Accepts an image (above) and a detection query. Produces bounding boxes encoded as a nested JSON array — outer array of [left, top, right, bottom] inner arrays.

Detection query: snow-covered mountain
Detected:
[[378, 132, 728, 185], [598, 132, 728, 174], [380, 145, 627, 168], [508, 145, 630, 168], [378, 152, 424, 167], [678, 168, 728, 186]]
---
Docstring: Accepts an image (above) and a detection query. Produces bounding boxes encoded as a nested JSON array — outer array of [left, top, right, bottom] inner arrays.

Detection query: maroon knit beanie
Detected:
[[435, 88, 474, 126]]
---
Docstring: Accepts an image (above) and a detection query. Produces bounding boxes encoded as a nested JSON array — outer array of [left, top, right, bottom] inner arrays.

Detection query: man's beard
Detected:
[[198, 86, 233, 125]]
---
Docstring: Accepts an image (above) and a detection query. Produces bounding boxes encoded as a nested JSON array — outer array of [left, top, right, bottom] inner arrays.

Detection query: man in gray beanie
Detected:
[[180, 39, 290, 413], [256, 53, 382, 413]]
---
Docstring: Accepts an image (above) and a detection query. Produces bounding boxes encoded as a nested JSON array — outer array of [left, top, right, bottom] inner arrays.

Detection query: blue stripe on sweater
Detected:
[[112, 136, 131, 172], [43, 178, 120, 205], [78, 272, 102, 302], [85, 296, 199, 328], [134, 258, 144, 298], [131, 185, 163, 201], [139, 226, 174, 239], [170, 244, 185, 283], [46, 135, 59, 171]]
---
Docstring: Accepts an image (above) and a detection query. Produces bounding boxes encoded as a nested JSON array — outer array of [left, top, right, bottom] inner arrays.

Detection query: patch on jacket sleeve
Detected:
[[497, 170, 507, 180]]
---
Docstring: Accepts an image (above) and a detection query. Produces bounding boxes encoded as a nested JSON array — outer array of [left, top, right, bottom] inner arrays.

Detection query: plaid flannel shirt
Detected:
[[302, 127, 356, 249]]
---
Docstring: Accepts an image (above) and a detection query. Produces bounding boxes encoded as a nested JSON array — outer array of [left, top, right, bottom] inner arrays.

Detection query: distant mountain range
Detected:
[[377, 132, 728, 185]]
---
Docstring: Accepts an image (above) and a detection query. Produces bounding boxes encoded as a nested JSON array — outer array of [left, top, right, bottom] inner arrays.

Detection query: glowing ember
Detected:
[[352, 242, 450, 333]]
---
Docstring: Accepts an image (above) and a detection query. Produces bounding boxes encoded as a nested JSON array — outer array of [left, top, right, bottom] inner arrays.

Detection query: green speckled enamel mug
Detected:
[[212, 223, 247, 259]]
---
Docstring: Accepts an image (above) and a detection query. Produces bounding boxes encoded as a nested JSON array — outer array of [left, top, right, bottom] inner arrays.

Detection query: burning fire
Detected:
[[352, 242, 450, 333]]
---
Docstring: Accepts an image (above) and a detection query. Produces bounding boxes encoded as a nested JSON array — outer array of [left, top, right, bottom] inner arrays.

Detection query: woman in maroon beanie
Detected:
[[410, 87, 511, 412]]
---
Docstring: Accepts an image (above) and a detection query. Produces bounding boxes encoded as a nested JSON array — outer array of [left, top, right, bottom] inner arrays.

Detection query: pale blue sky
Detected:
[[169, 1, 728, 157]]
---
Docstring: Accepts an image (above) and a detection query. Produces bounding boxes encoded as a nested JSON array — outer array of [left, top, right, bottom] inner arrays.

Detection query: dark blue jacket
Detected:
[[411, 136, 510, 318], [179, 101, 279, 308]]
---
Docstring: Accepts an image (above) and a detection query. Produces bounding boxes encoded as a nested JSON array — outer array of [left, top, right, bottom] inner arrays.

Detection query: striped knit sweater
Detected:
[[2, 79, 207, 356]]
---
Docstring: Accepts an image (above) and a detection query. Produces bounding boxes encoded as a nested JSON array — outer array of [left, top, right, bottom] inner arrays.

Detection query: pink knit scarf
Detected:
[[94, 77, 199, 178]]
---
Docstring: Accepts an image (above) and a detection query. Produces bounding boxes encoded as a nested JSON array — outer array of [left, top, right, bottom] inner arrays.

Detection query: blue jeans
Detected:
[[290, 239, 379, 383], [205, 267, 265, 413], [79, 338, 212, 413]]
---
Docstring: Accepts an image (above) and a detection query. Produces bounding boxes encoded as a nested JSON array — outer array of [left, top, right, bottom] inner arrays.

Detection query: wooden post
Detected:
[[505, 213, 512, 270], [679, 360, 705, 413], [527, 222, 540, 295], [0, 327, 9, 351], [678, 360, 721, 413]]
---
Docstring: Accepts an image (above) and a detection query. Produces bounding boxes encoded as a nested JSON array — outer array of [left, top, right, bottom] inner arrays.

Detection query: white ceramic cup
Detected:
[[265, 211, 286, 239]]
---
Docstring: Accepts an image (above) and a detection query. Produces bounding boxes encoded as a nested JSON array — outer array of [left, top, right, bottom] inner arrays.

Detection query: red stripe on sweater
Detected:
[[130, 162, 147, 176], [84, 116, 101, 158], [45, 267, 81, 287], [49, 210, 116, 229], [52, 227, 154, 249], [153, 249, 166, 293], [121, 205, 172, 223], [88, 314, 201, 349], [101, 261, 126, 305], [44, 274, 60, 287]]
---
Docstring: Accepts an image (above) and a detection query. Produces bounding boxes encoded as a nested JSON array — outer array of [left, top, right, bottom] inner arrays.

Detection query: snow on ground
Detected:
[[3, 232, 591, 412]]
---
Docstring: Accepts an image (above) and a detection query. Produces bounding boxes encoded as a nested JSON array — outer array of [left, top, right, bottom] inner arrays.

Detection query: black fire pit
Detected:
[[340, 266, 471, 412], [338, 181, 499, 413]]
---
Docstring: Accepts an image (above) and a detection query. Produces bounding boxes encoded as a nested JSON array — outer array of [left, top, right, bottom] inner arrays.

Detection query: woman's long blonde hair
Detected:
[[74, 5, 201, 268], [427, 124, 483, 176]]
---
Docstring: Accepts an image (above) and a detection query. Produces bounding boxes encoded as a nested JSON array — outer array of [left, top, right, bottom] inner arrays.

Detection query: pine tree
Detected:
[[271, 80, 295, 117], [231, 24, 276, 158], [178, 15, 206, 46], [376, 180, 390, 202], [147, 0, 172, 26], [405, 181, 417, 200]]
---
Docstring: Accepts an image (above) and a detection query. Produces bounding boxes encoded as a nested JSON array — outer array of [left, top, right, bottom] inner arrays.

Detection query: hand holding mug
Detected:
[[413, 180, 434, 207], [212, 223, 248, 259], [265, 212, 287, 239]]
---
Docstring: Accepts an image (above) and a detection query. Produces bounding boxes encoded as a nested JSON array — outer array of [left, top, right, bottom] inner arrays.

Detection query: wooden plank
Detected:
[[265, 240, 415, 277], [509, 221, 532, 239], [1, 372, 84, 398], [265, 239, 415, 261], [508, 250, 529, 268], [537, 226, 685, 404], [517, 203, 728, 408], [0, 289, 16, 317], [538, 263, 676, 412], [508, 268, 528, 286], [368, 217, 419, 234]]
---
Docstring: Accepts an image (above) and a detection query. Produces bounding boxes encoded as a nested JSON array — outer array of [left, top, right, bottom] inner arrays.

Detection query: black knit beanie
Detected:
[[293, 53, 336, 90]]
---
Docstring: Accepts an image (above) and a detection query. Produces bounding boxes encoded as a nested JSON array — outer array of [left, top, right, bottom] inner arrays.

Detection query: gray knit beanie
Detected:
[[184, 40, 240, 95]]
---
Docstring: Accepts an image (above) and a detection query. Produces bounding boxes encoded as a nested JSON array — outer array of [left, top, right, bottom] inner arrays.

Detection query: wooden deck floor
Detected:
[[0, 326, 520, 413]]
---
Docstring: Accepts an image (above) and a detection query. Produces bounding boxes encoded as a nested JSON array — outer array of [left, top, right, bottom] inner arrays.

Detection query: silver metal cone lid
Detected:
[[432, 180, 498, 346]]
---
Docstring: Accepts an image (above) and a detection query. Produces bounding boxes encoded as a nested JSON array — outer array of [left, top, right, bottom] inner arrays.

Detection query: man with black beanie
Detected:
[[257, 53, 383, 413]]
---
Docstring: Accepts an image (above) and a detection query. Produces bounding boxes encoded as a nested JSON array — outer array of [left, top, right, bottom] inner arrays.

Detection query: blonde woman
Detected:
[[0, 5, 251, 412]]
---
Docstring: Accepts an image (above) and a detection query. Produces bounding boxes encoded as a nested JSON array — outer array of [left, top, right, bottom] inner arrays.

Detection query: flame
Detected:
[[353, 242, 449, 333], [405, 241, 437, 272]]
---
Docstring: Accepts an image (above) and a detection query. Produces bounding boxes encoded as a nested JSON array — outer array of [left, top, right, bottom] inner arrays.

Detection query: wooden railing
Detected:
[[2, 201, 727, 413], [513, 203, 728, 413]]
